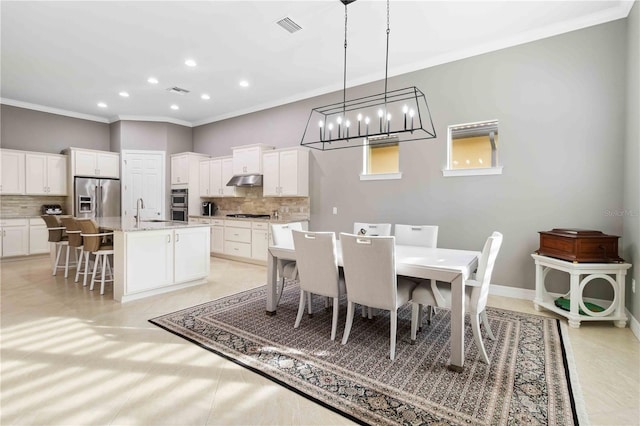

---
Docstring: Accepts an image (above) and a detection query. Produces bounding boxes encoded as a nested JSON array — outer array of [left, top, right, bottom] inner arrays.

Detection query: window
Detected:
[[443, 120, 502, 177], [361, 136, 402, 181]]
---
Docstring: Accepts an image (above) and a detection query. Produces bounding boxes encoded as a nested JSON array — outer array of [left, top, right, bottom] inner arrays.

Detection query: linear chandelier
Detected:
[[300, 0, 436, 151]]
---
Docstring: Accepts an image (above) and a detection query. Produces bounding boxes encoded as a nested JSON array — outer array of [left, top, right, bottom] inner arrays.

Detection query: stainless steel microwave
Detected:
[[171, 188, 188, 208]]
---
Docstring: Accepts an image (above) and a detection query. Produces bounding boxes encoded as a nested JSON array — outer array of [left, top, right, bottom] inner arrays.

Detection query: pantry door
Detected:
[[121, 150, 165, 220]]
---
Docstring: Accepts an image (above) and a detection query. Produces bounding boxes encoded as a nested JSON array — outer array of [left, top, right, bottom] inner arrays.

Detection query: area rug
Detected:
[[149, 284, 585, 425]]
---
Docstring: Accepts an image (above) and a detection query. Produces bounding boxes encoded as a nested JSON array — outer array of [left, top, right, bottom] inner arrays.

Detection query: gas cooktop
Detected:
[[226, 214, 271, 219]]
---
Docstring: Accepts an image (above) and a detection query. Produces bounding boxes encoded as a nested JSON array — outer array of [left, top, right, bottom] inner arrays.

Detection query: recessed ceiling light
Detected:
[[119, 91, 129, 98], [201, 94, 210, 100], [97, 102, 107, 108], [239, 80, 249, 87], [147, 77, 159, 84], [170, 104, 179, 110], [185, 59, 197, 67]]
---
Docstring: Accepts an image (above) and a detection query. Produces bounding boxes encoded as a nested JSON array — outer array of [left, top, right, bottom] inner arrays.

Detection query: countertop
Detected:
[[95, 217, 211, 232], [189, 215, 309, 224]]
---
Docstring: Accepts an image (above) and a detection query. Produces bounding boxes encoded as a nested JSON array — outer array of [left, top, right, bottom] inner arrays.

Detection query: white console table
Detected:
[[531, 253, 631, 328]]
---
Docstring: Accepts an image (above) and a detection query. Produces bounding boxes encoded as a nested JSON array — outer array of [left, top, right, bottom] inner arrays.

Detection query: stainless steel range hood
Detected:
[[226, 174, 263, 187]]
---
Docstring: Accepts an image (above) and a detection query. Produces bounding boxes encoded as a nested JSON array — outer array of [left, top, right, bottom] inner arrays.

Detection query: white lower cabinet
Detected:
[[0, 219, 29, 258], [212, 219, 224, 253], [174, 227, 210, 283], [28, 218, 49, 255], [251, 222, 269, 261], [119, 226, 210, 301], [224, 220, 252, 257]]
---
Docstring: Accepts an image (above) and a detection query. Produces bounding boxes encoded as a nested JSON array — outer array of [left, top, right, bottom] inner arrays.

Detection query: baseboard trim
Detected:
[[627, 309, 640, 341]]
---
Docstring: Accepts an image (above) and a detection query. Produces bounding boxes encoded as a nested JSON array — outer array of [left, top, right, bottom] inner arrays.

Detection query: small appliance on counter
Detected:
[[202, 201, 216, 216], [42, 204, 63, 215]]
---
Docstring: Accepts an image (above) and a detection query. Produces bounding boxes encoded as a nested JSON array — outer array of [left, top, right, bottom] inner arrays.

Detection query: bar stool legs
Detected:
[[90, 251, 114, 295]]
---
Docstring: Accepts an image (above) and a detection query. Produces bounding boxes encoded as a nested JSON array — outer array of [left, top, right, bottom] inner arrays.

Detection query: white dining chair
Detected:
[[339, 232, 417, 361], [292, 230, 346, 340], [271, 222, 304, 304], [394, 224, 439, 325], [410, 231, 503, 364], [353, 222, 392, 237]]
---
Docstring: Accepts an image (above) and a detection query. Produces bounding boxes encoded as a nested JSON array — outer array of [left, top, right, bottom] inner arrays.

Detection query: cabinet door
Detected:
[[46, 155, 67, 195], [25, 153, 47, 195], [2, 224, 29, 257], [174, 227, 210, 283], [171, 155, 187, 184], [125, 230, 174, 293], [251, 229, 269, 260], [29, 218, 50, 254], [221, 158, 236, 197], [210, 159, 223, 196], [278, 150, 300, 196], [0, 150, 25, 195], [199, 160, 211, 196], [74, 151, 98, 176], [212, 225, 224, 253], [96, 153, 119, 178], [262, 151, 280, 196]]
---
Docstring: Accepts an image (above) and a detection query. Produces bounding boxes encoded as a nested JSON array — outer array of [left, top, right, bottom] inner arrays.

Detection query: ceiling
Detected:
[[1, 1, 634, 127]]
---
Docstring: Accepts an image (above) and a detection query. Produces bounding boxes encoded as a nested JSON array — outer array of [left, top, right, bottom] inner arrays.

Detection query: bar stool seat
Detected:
[[78, 219, 114, 295], [60, 217, 91, 284]]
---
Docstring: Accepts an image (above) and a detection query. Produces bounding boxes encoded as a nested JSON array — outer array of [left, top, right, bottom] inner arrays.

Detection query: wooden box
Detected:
[[537, 228, 623, 263]]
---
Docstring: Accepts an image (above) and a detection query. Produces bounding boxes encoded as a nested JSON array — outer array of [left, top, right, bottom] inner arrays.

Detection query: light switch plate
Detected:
[[332, 207, 338, 215]]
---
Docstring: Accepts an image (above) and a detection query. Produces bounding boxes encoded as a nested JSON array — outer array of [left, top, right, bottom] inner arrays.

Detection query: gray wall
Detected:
[[193, 20, 629, 299], [1, 104, 110, 153], [623, 2, 640, 322]]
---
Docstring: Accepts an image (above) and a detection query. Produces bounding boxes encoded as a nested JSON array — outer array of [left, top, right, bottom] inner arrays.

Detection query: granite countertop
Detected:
[[189, 215, 309, 224], [95, 216, 211, 232]]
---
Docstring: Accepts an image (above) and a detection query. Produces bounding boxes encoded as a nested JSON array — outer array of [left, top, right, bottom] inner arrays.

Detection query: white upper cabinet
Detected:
[[232, 144, 273, 175], [25, 153, 68, 195], [262, 148, 309, 197], [199, 156, 236, 197], [72, 148, 119, 178], [0, 149, 25, 195], [171, 152, 207, 186]]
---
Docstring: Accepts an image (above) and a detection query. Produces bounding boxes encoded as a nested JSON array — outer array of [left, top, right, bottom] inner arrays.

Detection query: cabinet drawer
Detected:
[[252, 221, 269, 230], [224, 220, 251, 228], [0, 218, 28, 227], [196, 218, 211, 225], [224, 227, 251, 243], [212, 219, 225, 226], [224, 240, 251, 257]]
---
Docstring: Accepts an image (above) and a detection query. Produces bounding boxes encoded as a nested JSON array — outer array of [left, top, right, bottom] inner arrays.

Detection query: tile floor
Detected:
[[1, 255, 638, 425]]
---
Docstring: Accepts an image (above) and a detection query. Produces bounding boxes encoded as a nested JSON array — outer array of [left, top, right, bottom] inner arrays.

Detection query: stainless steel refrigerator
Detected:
[[74, 177, 121, 218]]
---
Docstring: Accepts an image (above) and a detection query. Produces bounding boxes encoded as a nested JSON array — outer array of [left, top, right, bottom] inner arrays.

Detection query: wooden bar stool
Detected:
[[60, 217, 91, 284], [78, 219, 114, 295], [41, 215, 75, 277]]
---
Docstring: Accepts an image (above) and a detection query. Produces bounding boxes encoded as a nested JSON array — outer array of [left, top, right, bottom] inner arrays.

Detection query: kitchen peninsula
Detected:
[[96, 217, 210, 303]]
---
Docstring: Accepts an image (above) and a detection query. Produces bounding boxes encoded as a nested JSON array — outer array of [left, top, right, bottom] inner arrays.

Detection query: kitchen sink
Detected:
[[141, 219, 173, 223]]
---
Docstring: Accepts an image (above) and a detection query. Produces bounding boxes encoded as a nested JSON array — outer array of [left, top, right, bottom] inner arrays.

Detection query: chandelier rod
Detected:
[[384, 0, 390, 121], [342, 3, 348, 118]]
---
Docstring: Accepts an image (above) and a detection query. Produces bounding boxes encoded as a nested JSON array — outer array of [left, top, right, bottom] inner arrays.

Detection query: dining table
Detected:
[[267, 241, 481, 372]]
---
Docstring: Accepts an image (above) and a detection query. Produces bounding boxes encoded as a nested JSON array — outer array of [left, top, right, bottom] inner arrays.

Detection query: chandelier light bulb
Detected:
[[365, 116, 370, 124], [336, 116, 342, 124], [409, 109, 415, 117], [402, 105, 409, 114], [357, 113, 362, 121], [378, 109, 384, 118], [318, 120, 324, 128]]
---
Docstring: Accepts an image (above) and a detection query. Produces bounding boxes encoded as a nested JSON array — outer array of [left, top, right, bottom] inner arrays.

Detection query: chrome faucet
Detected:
[[136, 198, 144, 225]]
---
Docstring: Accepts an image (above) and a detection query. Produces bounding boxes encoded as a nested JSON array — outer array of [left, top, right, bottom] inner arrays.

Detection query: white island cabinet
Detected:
[[97, 217, 210, 303]]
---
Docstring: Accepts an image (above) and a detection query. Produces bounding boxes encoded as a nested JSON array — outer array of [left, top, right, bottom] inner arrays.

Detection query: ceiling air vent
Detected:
[[276, 17, 302, 34], [166, 86, 190, 95]]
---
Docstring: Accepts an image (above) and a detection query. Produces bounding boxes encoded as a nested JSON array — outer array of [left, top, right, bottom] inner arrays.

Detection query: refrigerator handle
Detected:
[[94, 185, 100, 218]]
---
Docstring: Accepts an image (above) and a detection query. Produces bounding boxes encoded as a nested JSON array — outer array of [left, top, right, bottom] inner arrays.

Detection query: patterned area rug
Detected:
[[150, 284, 581, 425]]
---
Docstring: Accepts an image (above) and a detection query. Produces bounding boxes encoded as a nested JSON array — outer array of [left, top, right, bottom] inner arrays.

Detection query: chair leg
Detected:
[[64, 244, 70, 278], [307, 293, 313, 317], [294, 290, 306, 328], [410, 302, 420, 343], [83, 252, 91, 287], [361, 305, 367, 318], [75, 250, 83, 282], [481, 310, 495, 340], [330, 297, 339, 341], [471, 313, 490, 364], [90, 253, 99, 291], [390, 309, 397, 361], [53, 244, 62, 275], [341, 301, 355, 345], [100, 254, 107, 295]]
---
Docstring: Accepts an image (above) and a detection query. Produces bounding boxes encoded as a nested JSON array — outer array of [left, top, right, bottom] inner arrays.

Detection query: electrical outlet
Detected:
[[632, 279, 636, 294], [332, 207, 338, 215]]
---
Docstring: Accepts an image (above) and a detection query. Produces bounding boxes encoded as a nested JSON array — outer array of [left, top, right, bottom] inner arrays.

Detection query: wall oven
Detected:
[[171, 188, 188, 222]]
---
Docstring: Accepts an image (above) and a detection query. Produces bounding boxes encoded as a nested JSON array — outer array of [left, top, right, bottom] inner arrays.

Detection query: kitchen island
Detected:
[[96, 217, 210, 303]]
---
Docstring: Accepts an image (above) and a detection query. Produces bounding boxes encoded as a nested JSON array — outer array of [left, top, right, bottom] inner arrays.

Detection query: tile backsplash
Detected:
[[205, 187, 310, 221], [1, 195, 68, 217]]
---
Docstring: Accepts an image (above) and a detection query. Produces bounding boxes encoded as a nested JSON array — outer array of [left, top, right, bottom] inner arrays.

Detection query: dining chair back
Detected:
[[339, 232, 416, 360], [292, 230, 346, 340], [410, 231, 503, 364], [270, 222, 304, 305], [353, 222, 392, 237], [394, 224, 438, 247]]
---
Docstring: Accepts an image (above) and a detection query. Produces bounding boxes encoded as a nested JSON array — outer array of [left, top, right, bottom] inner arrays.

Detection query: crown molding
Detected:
[[0, 98, 110, 123]]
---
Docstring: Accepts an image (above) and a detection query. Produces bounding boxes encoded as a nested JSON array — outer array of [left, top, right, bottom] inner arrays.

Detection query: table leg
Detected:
[[568, 272, 581, 328], [614, 270, 628, 328], [448, 273, 465, 372], [266, 250, 278, 315], [533, 262, 544, 311]]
